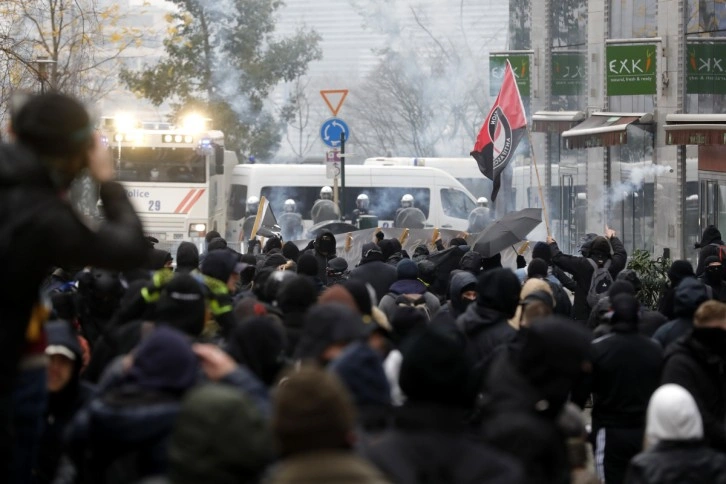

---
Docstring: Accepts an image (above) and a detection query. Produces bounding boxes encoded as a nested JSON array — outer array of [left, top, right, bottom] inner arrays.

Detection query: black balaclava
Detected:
[[703, 256, 723, 286]]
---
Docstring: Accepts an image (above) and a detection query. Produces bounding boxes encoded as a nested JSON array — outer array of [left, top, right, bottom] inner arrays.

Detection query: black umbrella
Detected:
[[472, 208, 542, 257]]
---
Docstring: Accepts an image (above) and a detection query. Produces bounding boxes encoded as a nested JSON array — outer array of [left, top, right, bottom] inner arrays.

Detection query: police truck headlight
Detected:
[[189, 223, 207, 236]]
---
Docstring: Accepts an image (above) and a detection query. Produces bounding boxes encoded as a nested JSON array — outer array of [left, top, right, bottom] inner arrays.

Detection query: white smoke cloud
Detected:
[[608, 164, 672, 206]]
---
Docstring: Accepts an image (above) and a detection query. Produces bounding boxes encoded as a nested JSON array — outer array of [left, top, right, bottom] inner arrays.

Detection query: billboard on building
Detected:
[[551, 52, 587, 96], [686, 43, 726, 94], [490, 53, 531, 96], [606, 44, 657, 95]]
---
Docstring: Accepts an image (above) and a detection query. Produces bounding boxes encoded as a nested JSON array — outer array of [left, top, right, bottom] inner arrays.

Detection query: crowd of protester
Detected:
[[4, 92, 726, 484]]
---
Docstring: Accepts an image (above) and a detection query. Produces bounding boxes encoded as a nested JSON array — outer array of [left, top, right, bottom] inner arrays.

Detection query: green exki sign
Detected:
[[551, 52, 586, 96], [606, 44, 657, 95], [686, 43, 726, 94], [489, 54, 531, 96]]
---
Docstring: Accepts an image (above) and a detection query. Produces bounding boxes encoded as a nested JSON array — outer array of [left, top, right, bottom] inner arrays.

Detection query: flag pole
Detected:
[[526, 129, 551, 237]]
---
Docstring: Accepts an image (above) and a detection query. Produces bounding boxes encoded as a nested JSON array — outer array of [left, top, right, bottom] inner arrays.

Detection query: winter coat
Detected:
[[349, 261, 398, 303], [378, 279, 440, 322], [67, 386, 183, 484], [478, 350, 571, 484], [653, 277, 709, 348], [638, 307, 668, 337], [661, 334, 726, 452], [624, 441, 726, 484], [264, 451, 390, 484], [0, 144, 147, 395], [624, 382, 726, 484], [585, 326, 663, 429], [695, 226, 725, 276], [549, 237, 627, 321], [456, 304, 517, 364], [365, 403, 525, 484]]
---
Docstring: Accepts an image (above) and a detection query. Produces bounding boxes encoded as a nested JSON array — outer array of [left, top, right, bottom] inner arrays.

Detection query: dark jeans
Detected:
[[10, 367, 47, 484], [593, 425, 644, 484]]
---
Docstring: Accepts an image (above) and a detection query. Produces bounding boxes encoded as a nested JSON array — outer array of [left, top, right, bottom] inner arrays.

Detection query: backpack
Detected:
[[586, 259, 613, 309], [707, 242, 726, 262], [393, 293, 431, 321]]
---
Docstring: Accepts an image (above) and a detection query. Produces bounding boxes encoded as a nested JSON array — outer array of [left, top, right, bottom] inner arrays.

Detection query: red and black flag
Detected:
[[471, 60, 527, 202]]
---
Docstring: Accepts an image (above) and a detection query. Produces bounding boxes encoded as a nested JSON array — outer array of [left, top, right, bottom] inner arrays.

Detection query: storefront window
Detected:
[[610, 0, 657, 38]]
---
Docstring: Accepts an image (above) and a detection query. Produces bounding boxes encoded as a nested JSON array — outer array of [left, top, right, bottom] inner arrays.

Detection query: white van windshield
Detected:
[[441, 188, 477, 219], [113, 147, 206, 183]]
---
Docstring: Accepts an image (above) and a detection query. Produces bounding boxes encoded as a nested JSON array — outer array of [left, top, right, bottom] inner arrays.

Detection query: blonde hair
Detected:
[[694, 300, 726, 328], [509, 278, 554, 329]]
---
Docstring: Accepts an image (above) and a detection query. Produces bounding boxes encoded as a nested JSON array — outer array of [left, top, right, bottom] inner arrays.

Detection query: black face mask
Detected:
[[706, 266, 723, 285], [692, 327, 726, 357]]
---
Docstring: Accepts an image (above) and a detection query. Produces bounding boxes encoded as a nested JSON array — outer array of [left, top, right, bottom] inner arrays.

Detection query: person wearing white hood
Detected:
[[624, 384, 726, 484]]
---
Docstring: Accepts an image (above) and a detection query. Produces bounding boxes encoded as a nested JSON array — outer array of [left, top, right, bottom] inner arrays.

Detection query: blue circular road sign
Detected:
[[320, 117, 350, 148]]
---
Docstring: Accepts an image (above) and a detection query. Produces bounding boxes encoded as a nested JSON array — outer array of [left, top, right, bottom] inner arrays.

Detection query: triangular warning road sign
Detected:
[[320, 89, 349, 116]]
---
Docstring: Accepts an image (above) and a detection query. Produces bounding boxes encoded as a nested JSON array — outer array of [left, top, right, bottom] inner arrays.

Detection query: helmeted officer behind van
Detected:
[[279, 198, 303, 241], [241, 195, 259, 241], [394, 193, 426, 229], [311, 185, 340, 224], [350, 193, 374, 227], [467, 196, 492, 233]]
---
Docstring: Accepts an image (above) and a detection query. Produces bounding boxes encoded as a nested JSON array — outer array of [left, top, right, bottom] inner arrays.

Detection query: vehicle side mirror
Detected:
[[214, 144, 224, 174]]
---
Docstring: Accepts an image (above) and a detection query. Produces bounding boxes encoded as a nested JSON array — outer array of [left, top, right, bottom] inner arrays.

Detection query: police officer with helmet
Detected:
[[241, 195, 259, 242], [394, 193, 426, 229], [279, 198, 303, 241], [467, 196, 492, 233], [351, 193, 375, 227], [311, 186, 340, 224]]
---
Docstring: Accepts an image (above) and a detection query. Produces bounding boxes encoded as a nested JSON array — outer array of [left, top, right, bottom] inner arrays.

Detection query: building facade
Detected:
[[514, 0, 725, 263]]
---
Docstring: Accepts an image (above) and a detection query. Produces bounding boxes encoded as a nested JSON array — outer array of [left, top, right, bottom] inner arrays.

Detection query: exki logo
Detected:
[[609, 50, 654, 75], [688, 49, 724, 73], [554, 63, 586, 79]]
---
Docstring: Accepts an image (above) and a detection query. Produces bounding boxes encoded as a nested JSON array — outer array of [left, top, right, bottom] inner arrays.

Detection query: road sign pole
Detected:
[[340, 132, 346, 221]]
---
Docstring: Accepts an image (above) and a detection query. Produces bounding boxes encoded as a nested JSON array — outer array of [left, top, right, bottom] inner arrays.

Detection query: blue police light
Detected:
[[199, 138, 212, 147]]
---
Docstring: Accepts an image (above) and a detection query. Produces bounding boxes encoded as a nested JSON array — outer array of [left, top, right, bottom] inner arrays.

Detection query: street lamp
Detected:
[[33, 57, 56, 94]]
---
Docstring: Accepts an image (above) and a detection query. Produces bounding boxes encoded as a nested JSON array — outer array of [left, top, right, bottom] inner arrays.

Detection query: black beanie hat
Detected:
[[399, 324, 474, 406], [459, 251, 483, 275], [608, 280, 635, 299], [389, 307, 428, 346], [610, 293, 640, 326], [481, 252, 502, 271], [264, 236, 283, 254], [12, 92, 92, 159], [697, 225, 722, 248], [154, 274, 207, 337], [175, 241, 199, 272], [205, 230, 221, 244], [396, 259, 418, 280], [207, 237, 228, 252], [668, 260, 695, 285], [589, 236, 612, 263], [476, 268, 521, 318], [282, 241, 300, 262], [297, 254, 319, 277], [532, 241, 552, 264], [378, 239, 396, 260], [527, 258, 549, 279]]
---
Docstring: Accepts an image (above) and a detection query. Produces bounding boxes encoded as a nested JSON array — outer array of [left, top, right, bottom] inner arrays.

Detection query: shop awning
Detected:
[[665, 114, 726, 145], [531, 111, 586, 133], [562, 112, 654, 149]]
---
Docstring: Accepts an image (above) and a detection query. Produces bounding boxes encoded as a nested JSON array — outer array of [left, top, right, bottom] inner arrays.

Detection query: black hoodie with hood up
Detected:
[[696, 225, 725, 276]]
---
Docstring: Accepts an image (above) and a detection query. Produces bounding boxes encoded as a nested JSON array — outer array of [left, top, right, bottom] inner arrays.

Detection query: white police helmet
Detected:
[[284, 199, 296, 212], [477, 197, 488, 207], [401, 193, 414, 208], [356, 193, 369, 209], [320, 186, 333, 200]]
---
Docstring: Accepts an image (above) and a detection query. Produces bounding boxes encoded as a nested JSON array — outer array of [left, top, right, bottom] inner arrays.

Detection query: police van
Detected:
[[226, 164, 478, 244]]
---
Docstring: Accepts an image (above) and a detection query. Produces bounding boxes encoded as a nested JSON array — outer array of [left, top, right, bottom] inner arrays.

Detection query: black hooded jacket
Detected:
[[653, 277, 709, 349], [662, 331, 726, 452], [456, 269, 520, 364], [696, 225, 725, 276], [0, 144, 147, 395], [625, 441, 726, 484], [549, 236, 627, 321]]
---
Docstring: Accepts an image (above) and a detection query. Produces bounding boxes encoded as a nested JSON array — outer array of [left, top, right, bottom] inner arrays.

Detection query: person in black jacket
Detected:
[[348, 242, 398, 303], [547, 228, 627, 322], [661, 299, 726, 452], [456, 268, 520, 364], [624, 383, 726, 484], [365, 324, 525, 484], [0, 93, 147, 482], [699, 255, 726, 301], [478, 316, 593, 484], [652, 277, 709, 349], [34, 321, 94, 484], [656, 260, 695, 320], [574, 294, 663, 484], [695, 224, 725, 276]]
